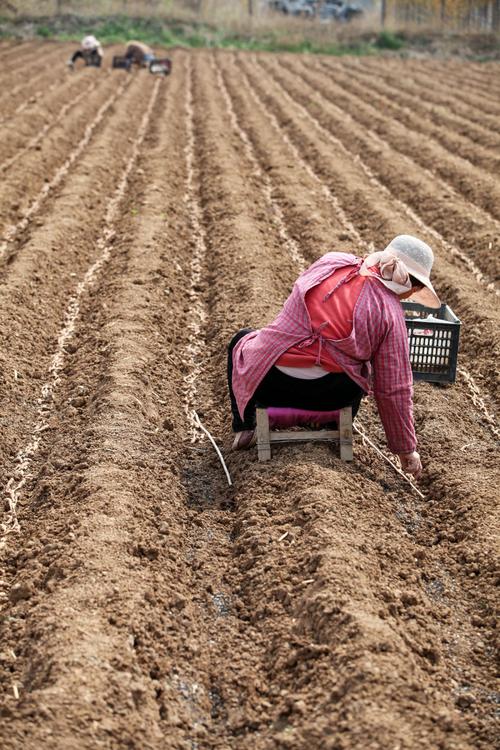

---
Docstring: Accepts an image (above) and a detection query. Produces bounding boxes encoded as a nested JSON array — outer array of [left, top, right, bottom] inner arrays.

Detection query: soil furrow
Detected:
[[0, 72, 69, 126], [399, 60, 500, 108], [165, 51, 283, 745], [322, 58, 500, 149], [353, 58, 500, 134], [0, 78, 65, 127], [252, 55, 499, 296], [0, 40, 33, 62], [314, 57, 500, 178], [0, 45, 75, 121], [0, 72, 167, 748], [402, 68, 500, 118], [0, 72, 133, 259], [0, 42, 65, 77], [209, 56, 308, 273], [460, 64, 500, 94], [0, 72, 102, 172], [278, 56, 500, 277], [216, 53, 365, 261], [0, 74, 156, 493], [321, 57, 500, 153]]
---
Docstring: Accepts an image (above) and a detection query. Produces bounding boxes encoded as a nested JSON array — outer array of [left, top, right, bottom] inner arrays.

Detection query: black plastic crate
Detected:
[[85, 56, 102, 68], [402, 301, 461, 384], [112, 55, 132, 71]]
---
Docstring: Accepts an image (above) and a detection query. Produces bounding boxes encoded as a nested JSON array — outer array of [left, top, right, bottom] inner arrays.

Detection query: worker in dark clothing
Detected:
[[124, 40, 155, 67]]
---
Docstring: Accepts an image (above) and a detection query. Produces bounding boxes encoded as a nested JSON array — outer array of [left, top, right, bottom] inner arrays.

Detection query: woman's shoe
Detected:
[[231, 430, 256, 450]]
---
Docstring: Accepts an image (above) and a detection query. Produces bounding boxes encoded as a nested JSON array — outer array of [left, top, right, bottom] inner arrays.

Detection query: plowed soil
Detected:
[[0, 43, 498, 750]]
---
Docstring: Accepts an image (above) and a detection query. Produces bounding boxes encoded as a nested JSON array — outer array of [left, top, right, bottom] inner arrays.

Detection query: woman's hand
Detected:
[[398, 451, 422, 479]]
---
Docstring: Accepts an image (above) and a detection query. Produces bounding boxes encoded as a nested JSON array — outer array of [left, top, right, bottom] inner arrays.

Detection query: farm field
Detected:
[[0, 41, 499, 750]]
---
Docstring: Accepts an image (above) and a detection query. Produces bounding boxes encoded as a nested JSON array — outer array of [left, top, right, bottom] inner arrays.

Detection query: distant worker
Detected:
[[228, 235, 441, 479], [124, 40, 156, 67], [67, 35, 103, 69]]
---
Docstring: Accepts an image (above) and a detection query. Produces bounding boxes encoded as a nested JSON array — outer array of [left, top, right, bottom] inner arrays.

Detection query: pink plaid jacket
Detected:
[[232, 252, 416, 454]]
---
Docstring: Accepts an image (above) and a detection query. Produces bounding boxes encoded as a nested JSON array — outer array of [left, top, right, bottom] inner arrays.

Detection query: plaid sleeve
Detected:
[[372, 306, 417, 454]]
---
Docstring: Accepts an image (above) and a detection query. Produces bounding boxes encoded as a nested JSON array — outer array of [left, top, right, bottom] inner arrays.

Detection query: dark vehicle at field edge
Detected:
[[269, 0, 363, 20], [270, 0, 316, 16], [319, 0, 363, 21]]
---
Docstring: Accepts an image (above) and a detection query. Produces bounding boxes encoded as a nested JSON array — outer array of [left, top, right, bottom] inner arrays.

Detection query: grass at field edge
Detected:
[[0, 14, 404, 56]]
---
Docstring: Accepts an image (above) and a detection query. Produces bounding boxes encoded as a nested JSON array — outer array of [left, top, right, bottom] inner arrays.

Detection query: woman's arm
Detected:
[[372, 309, 417, 456]]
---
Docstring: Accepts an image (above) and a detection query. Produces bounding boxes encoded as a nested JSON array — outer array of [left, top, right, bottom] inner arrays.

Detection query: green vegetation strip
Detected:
[[0, 14, 406, 56]]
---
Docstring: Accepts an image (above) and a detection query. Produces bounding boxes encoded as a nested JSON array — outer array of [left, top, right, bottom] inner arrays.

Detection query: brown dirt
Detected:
[[315, 57, 500, 178], [325, 56, 500, 156], [0, 43, 498, 750], [259, 55, 500, 281], [0, 43, 73, 108]]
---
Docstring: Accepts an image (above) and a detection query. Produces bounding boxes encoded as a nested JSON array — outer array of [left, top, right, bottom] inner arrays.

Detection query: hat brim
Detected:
[[396, 253, 441, 308], [407, 279, 441, 309]]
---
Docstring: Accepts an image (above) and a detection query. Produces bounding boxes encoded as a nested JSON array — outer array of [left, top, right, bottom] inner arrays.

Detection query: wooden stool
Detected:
[[256, 406, 353, 462]]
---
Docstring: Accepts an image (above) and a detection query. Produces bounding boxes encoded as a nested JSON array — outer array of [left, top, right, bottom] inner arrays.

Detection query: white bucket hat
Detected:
[[360, 235, 441, 309], [82, 35, 99, 50]]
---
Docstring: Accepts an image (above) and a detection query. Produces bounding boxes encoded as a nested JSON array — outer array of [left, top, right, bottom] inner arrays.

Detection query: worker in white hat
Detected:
[[228, 235, 440, 479], [67, 35, 104, 69]]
